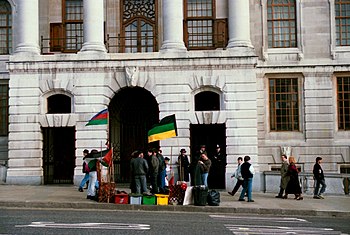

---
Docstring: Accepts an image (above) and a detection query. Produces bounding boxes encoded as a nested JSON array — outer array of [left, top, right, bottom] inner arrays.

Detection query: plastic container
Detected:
[[142, 195, 156, 205], [114, 193, 129, 204], [129, 194, 142, 205], [155, 194, 169, 205]]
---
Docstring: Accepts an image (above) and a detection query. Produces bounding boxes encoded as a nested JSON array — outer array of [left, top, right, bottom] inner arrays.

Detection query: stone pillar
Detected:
[[14, 0, 40, 54], [226, 0, 253, 48], [80, 0, 107, 53], [160, 0, 187, 51]]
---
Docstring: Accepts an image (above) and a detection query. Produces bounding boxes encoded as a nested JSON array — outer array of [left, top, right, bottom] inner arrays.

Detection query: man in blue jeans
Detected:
[[313, 157, 326, 199], [238, 156, 255, 202]]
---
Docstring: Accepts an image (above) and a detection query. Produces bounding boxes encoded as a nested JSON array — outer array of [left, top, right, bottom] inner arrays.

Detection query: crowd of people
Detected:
[[78, 145, 327, 203], [229, 154, 327, 202]]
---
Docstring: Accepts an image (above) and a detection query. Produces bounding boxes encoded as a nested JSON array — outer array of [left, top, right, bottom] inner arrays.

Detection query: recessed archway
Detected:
[[109, 86, 159, 183]]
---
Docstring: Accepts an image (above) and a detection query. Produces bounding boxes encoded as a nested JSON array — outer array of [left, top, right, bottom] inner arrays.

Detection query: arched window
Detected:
[[195, 91, 220, 111], [0, 0, 12, 54], [121, 0, 157, 53], [47, 94, 71, 114]]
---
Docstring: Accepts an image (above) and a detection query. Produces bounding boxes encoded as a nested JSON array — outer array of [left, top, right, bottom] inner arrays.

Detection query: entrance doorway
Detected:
[[109, 87, 159, 183], [190, 124, 226, 189], [42, 127, 76, 184]]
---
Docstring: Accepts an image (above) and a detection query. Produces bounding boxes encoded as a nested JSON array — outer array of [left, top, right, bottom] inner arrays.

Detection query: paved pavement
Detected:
[[0, 184, 349, 217]]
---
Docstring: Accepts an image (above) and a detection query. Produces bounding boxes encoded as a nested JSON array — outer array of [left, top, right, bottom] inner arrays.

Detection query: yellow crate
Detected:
[[155, 194, 169, 206]]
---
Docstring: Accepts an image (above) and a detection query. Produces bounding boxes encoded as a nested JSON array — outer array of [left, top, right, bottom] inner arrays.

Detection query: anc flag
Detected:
[[148, 114, 177, 143], [86, 109, 108, 126], [84, 149, 113, 170]]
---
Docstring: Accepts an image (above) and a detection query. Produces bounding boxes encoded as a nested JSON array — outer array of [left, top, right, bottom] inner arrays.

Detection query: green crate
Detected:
[[142, 195, 156, 205]]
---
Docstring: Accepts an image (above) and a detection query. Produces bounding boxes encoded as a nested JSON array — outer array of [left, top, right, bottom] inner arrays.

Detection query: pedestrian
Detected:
[[129, 151, 139, 193], [78, 149, 90, 192], [209, 144, 227, 188], [157, 147, 166, 193], [148, 148, 159, 194], [228, 157, 244, 196], [177, 148, 190, 182], [313, 157, 326, 199], [130, 150, 149, 194], [284, 156, 303, 200], [198, 153, 211, 187], [275, 154, 290, 198], [238, 155, 255, 202]]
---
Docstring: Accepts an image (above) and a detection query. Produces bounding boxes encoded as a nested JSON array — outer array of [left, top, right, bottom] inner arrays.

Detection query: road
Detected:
[[0, 208, 349, 235]]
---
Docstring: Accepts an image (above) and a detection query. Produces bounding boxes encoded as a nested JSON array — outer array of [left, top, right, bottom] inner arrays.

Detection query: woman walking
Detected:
[[283, 156, 303, 200]]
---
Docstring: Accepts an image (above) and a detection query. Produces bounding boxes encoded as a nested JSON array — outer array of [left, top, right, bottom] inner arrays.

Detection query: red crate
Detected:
[[114, 194, 129, 204]]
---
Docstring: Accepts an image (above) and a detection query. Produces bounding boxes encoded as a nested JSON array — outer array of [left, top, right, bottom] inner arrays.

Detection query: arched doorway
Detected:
[[109, 87, 158, 183]]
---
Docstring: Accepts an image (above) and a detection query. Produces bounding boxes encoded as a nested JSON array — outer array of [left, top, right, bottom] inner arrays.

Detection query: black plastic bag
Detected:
[[207, 189, 220, 206]]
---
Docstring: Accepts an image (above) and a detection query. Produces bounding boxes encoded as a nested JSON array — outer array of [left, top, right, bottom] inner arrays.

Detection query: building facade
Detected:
[[0, 0, 349, 194]]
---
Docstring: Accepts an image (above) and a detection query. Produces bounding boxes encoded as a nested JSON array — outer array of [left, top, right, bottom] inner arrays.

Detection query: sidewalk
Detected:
[[0, 184, 349, 217]]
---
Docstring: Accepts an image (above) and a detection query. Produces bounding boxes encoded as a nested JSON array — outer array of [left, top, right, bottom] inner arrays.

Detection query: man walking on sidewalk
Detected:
[[238, 156, 255, 202], [228, 157, 243, 196], [313, 157, 326, 199], [275, 154, 289, 198]]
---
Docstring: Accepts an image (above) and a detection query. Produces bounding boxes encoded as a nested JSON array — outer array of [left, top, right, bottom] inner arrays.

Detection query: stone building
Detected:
[[0, 0, 349, 194]]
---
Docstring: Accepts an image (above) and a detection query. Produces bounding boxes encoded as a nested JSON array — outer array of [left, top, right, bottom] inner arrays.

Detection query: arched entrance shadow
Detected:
[[109, 87, 159, 183]]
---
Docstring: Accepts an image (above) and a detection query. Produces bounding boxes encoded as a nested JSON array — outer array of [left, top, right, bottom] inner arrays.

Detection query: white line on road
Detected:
[[15, 222, 150, 230], [210, 215, 308, 223]]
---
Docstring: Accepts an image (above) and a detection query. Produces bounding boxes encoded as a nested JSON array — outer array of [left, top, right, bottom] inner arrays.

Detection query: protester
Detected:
[[189, 145, 204, 186], [228, 157, 244, 196], [130, 150, 149, 194], [148, 148, 159, 194], [198, 153, 211, 187], [276, 154, 290, 198], [86, 149, 99, 201], [284, 156, 303, 200], [164, 157, 171, 187], [177, 148, 190, 182], [157, 147, 166, 193], [78, 149, 90, 192], [313, 157, 326, 199], [238, 156, 255, 202]]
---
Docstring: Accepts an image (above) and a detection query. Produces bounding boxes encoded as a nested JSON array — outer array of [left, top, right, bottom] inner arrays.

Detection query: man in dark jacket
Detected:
[[313, 157, 326, 199], [130, 150, 149, 194], [238, 155, 255, 202]]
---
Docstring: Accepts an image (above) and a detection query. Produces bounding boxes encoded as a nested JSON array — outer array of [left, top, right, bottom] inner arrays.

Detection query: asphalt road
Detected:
[[0, 208, 349, 235]]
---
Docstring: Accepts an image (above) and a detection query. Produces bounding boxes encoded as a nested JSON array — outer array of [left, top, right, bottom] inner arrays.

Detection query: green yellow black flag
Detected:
[[148, 114, 177, 143]]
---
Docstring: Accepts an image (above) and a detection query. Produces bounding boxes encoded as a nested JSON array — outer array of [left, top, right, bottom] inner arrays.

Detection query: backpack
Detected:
[[207, 189, 220, 206]]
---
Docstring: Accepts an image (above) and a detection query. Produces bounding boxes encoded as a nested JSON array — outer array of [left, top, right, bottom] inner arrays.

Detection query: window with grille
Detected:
[[267, 0, 297, 48], [0, 0, 11, 54], [184, 0, 214, 49], [269, 78, 299, 131], [63, 0, 83, 52], [0, 82, 8, 136], [337, 77, 350, 130], [121, 0, 157, 53], [335, 0, 350, 46]]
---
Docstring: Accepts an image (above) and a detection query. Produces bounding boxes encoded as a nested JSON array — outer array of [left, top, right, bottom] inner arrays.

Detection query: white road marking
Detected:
[[15, 222, 150, 230], [210, 215, 308, 223]]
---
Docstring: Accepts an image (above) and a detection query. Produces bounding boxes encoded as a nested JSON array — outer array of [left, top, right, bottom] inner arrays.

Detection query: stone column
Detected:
[[80, 0, 107, 53], [14, 0, 40, 54], [226, 0, 253, 48], [160, 0, 187, 51]]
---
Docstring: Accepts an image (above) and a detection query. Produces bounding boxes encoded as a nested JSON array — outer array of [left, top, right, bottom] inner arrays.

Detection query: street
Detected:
[[1, 208, 349, 235]]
